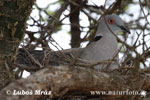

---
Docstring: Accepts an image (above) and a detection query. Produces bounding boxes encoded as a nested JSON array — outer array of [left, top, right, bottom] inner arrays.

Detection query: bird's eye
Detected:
[[107, 18, 115, 24]]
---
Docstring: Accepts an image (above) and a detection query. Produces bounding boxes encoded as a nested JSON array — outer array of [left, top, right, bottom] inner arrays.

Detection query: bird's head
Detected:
[[93, 14, 130, 42], [104, 14, 130, 34]]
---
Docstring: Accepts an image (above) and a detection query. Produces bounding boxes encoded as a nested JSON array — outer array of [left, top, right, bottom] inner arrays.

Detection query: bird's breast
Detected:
[[80, 34, 118, 63]]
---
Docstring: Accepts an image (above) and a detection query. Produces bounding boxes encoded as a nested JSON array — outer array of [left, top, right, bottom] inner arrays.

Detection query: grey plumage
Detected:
[[80, 14, 130, 70]]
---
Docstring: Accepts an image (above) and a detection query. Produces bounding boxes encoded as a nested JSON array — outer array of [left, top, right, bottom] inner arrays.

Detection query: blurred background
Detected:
[[22, 0, 150, 77]]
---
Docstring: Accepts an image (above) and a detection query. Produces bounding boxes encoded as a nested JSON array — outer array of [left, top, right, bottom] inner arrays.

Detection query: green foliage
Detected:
[[46, 9, 56, 16], [118, 43, 126, 53], [67, 31, 71, 35], [54, 25, 62, 33], [118, 31, 124, 35], [124, 5, 129, 10], [90, 28, 95, 35], [58, 0, 64, 4]]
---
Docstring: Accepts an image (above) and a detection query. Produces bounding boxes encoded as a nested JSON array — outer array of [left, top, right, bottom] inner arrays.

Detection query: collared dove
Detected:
[[80, 14, 130, 70]]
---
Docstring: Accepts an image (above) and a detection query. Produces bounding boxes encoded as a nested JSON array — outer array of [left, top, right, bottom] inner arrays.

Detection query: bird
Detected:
[[79, 14, 130, 70]]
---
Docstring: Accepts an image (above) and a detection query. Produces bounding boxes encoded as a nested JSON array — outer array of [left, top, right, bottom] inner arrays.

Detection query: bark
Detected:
[[69, 0, 87, 48], [0, 0, 35, 89], [0, 65, 149, 100]]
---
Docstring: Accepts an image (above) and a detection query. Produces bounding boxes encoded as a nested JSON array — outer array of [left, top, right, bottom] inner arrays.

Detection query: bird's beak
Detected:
[[118, 25, 130, 34]]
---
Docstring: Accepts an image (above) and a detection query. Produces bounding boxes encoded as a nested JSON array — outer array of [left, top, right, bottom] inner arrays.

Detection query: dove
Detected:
[[80, 14, 130, 70]]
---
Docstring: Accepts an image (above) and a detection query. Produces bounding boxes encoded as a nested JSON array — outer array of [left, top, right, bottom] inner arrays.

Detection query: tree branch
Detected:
[[0, 65, 150, 100]]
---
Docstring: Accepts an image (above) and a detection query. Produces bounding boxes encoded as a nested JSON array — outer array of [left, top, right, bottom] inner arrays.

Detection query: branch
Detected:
[[0, 65, 150, 100]]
